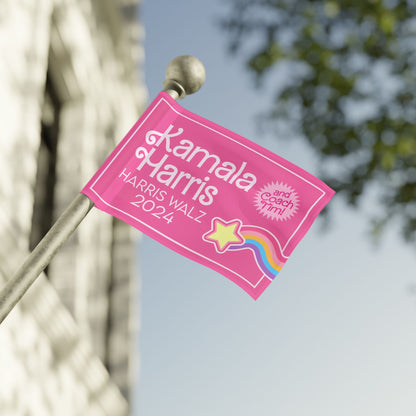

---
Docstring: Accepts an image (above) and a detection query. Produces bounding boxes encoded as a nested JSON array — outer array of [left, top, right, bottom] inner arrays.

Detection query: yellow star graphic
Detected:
[[203, 217, 244, 253]]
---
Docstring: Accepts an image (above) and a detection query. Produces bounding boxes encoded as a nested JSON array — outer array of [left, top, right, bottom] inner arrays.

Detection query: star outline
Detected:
[[202, 217, 244, 254]]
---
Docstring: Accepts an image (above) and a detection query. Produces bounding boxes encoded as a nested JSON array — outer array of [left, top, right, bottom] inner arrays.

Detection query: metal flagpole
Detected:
[[0, 55, 206, 324]]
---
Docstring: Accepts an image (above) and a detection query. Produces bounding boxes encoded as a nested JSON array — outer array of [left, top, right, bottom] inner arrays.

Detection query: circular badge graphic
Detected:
[[254, 182, 299, 221]]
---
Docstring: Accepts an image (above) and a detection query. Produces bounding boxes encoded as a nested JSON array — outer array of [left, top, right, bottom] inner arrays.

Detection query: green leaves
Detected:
[[247, 42, 284, 76], [221, 0, 416, 240]]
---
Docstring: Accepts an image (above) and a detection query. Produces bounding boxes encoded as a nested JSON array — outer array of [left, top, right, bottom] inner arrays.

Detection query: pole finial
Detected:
[[163, 55, 206, 99]]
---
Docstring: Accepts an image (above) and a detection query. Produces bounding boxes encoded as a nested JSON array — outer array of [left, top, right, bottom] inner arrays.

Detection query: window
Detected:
[[29, 73, 61, 259]]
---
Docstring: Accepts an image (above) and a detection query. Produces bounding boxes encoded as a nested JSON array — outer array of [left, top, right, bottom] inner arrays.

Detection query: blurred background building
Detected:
[[0, 0, 146, 414]]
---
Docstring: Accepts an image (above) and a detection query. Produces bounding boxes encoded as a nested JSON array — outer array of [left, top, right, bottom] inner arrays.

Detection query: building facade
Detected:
[[0, 0, 146, 414]]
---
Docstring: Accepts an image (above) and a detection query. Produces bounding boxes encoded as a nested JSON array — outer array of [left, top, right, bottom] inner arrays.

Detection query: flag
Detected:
[[82, 92, 335, 299]]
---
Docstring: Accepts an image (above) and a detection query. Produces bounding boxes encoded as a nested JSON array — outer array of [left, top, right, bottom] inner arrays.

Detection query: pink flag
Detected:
[[82, 92, 334, 299]]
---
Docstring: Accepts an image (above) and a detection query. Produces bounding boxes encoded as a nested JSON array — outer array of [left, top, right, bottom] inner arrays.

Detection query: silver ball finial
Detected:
[[163, 55, 206, 99]]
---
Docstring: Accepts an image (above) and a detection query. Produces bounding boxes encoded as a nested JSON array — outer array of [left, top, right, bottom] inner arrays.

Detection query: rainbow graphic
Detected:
[[229, 225, 287, 279]]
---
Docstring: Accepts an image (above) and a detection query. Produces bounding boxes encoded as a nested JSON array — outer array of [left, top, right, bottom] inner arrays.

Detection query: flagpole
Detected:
[[0, 55, 206, 324]]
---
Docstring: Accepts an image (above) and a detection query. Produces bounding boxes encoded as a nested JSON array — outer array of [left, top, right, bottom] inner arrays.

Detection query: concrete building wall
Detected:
[[0, 0, 145, 413]]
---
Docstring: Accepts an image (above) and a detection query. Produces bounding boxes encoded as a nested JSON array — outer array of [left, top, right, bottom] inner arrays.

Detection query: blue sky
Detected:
[[133, 1, 416, 415]]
